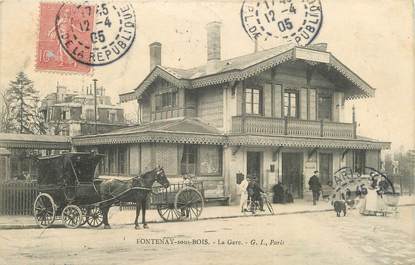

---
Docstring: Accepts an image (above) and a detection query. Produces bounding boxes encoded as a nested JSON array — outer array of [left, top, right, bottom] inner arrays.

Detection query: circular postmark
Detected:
[[56, 2, 136, 66], [241, 0, 323, 47]]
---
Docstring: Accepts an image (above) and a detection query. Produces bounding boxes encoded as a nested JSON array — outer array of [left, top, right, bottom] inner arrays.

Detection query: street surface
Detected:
[[0, 206, 414, 265]]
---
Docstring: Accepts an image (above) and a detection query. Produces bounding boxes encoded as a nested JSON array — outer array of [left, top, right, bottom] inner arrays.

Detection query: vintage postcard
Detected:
[[0, 0, 414, 264]]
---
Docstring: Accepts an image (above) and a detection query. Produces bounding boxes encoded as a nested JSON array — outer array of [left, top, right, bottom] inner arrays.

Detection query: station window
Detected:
[[284, 91, 298, 118], [118, 146, 127, 174], [180, 145, 222, 176], [181, 145, 197, 175], [318, 93, 333, 121], [61, 110, 70, 120], [245, 87, 262, 115], [156, 91, 177, 110], [86, 109, 94, 121], [354, 150, 366, 174]]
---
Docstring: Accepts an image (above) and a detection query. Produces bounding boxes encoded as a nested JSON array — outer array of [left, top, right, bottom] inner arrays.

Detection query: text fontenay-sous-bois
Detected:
[[136, 237, 285, 247]]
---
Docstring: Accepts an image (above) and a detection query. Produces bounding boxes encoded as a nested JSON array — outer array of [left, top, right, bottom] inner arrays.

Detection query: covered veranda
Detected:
[[0, 133, 71, 180]]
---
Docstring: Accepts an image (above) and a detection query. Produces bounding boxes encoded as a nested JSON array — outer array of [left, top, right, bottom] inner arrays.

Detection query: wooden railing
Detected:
[[232, 116, 355, 139]]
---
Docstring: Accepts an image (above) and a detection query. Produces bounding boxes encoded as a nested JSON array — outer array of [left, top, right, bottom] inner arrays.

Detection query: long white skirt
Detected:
[[365, 189, 378, 211], [240, 192, 248, 210], [359, 189, 387, 214]]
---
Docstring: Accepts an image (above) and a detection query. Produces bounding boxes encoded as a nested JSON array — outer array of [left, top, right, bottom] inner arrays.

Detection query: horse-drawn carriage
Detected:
[[34, 152, 107, 228], [330, 166, 400, 216], [33, 152, 205, 229]]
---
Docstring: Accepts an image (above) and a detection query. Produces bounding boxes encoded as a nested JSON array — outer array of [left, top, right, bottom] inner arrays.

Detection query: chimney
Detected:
[[206, 21, 221, 62], [56, 83, 67, 103], [308, 43, 328, 51], [149, 42, 161, 71]]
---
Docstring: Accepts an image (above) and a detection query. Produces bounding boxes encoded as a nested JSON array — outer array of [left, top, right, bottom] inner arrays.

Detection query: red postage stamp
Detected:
[[36, 3, 93, 73], [36, 2, 136, 71]]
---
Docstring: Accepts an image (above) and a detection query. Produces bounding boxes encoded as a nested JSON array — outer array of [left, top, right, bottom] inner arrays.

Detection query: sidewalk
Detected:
[[1, 196, 414, 229]]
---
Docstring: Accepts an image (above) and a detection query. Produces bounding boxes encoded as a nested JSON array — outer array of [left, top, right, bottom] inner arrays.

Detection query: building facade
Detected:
[[73, 22, 390, 201], [40, 84, 126, 136]]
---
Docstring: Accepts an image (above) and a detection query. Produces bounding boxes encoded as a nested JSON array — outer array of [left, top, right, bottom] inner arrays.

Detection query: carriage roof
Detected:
[[37, 152, 104, 186]]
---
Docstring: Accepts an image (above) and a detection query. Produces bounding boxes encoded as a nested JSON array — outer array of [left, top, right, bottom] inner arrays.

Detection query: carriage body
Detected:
[[151, 178, 205, 221], [34, 152, 105, 228]]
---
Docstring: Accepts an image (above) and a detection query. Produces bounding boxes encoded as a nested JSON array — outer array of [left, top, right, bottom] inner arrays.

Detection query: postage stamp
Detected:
[[36, 2, 91, 73], [240, 0, 323, 46], [56, 2, 136, 66], [36, 1, 136, 73]]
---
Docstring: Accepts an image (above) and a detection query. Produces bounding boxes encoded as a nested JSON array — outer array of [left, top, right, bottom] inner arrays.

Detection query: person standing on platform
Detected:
[[309, 170, 322, 206], [239, 175, 249, 212]]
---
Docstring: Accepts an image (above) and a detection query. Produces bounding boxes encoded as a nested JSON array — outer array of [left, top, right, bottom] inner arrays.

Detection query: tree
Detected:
[[5, 72, 46, 134], [0, 89, 12, 132]]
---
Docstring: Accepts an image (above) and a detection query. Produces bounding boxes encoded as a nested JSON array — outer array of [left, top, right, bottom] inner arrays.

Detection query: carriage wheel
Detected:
[[86, 207, 104, 227], [62, 205, 83, 229], [157, 204, 180, 222], [33, 193, 56, 228], [174, 188, 204, 221]]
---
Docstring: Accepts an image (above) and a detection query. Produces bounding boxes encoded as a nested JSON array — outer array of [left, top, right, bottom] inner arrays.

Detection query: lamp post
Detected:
[[93, 78, 98, 134]]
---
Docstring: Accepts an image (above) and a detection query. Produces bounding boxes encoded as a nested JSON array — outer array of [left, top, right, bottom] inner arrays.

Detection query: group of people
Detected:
[[239, 175, 296, 212], [308, 169, 393, 215], [271, 182, 294, 204], [239, 176, 265, 212], [358, 173, 391, 214], [237, 170, 392, 214], [238, 171, 320, 211]]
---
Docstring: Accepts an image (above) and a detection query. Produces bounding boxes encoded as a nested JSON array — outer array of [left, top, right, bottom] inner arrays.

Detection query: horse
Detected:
[[98, 166, 170, 229]]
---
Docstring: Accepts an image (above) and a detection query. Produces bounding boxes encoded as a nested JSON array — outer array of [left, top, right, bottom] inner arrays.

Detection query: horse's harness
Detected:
[[104, 169, 164, 199]]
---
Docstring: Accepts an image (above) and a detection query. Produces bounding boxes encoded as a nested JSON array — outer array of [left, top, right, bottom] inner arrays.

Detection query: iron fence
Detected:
[[0, 181, 38, 215]]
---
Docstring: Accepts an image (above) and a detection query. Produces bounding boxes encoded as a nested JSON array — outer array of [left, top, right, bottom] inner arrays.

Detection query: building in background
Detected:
[[40, 83, 127, 136], [73, 22, 390, 202], [0, 133, 71, 180]]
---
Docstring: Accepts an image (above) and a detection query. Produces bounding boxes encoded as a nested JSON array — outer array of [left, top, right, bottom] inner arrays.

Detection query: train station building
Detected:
[[72, 22, 390, 202]]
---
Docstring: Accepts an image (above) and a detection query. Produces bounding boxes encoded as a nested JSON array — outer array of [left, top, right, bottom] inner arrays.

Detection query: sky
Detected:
[[0, 0, 414, 151]]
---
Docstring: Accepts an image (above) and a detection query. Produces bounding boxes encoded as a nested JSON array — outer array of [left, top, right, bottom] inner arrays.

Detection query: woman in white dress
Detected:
[[363, 186, 378, 214], [359, 175, 387, 215], [239, 177, 249, 212]]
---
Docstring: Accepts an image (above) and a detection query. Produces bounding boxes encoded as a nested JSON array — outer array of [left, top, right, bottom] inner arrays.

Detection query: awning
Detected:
[[228, 134, 390, 150], [72, 118, 225, 146], [0, 133, 71, 150]]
